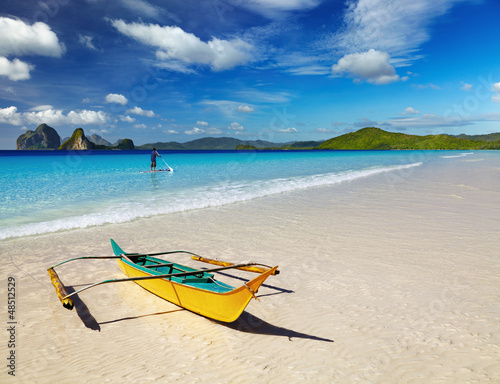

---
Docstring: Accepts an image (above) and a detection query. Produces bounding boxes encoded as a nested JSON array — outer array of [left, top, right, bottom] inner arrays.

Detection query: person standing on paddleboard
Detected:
[[151, 148, 161, 171]]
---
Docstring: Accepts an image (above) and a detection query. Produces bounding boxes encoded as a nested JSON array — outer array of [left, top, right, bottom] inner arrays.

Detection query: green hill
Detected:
[[318, 128, 500, 150], [453, 132, 500, 142], [137, 137, 288, 150]]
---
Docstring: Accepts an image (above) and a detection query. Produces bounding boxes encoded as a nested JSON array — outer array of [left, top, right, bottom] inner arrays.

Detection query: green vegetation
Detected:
[[236, 144, 258, 150], [317, 128, 500, 150], [138, 137, 287, 150], [281, 140, 324, 150], [453, 132, 500, 142], [16, 123, 61, 150], [115, 138, 135, 150], [59, 128, 93, 150]]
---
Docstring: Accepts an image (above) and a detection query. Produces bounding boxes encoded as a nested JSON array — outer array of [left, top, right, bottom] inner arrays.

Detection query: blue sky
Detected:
[[1, 0, 499, 149]]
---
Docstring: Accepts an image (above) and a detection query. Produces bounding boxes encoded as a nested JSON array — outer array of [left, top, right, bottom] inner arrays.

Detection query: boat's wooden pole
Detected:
[[191, 256, 280, 275], [47, 268, 74, 310], [49, 255, 122, 269], [62, 262, 275, 300]]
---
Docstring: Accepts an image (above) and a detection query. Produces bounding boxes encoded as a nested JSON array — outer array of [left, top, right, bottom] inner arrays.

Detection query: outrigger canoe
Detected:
[[48, 239, 279, 323]]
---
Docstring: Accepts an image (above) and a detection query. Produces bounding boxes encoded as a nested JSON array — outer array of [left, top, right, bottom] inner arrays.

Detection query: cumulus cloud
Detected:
[[402, 107, 420, 115], [185, 126, 222, 135], [331, 49, 399, 85], [0, 17, 65, 80], [185, 127, 205, 135], [0, 57, 33, 81], [228, 122, 245, 131], [0, 106, 23, 125], [196, 120, 209, 126], [0, 106, 109, 126], [237, 105, 254, 113], [126, 106, 156, 117], [105, 93, 128, 105], [120, 115, 136, 123], [0, 17, 65, 57], [111, 19, 254, 71]]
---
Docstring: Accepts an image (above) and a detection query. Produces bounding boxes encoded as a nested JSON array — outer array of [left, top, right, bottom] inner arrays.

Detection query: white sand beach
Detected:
[[2, 153, 499, 383]]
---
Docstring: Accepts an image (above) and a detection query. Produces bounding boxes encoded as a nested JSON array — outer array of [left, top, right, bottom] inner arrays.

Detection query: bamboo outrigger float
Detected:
[[47, 239, 279, 323]]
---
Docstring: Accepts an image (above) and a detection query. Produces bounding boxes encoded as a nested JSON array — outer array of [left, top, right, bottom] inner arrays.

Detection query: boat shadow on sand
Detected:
[[66, 279, 333, 343], [65, 286, 101, 331], [217, 312, 334, 343]]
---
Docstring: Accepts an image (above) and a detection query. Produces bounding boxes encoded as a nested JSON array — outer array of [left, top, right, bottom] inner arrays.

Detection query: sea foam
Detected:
[[0, 162, 422, 240]]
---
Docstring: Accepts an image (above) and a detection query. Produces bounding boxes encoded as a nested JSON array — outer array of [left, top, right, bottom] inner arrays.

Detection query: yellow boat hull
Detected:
[[117, 258, 278, 323]]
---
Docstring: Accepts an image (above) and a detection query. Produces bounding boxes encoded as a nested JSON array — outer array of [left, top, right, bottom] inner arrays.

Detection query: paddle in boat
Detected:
[[47, 239, 279, 323]]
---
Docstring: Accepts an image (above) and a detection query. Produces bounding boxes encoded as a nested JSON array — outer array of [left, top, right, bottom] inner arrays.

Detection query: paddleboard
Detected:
[[139, 169, 172, 173]]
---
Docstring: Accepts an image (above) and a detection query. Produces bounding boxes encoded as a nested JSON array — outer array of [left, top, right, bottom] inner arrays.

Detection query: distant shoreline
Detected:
[[15, 126, 500, 151]]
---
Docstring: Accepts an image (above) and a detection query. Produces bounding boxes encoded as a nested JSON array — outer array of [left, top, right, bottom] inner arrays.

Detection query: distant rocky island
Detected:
[[16, 124, 500, 151], [17, 124, 134, 150]]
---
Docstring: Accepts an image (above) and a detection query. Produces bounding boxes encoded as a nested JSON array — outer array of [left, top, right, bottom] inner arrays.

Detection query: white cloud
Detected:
[[207, 127, 223, 135], [402, 107, 420, 115], [238, 0, 321, 18], [415, 83, 441, 90], [0, 106, 109, 126], [30, 105, 54, 111], [315, 128, 335, 133], [111, 19, 254, 71], [105, 93, 129, 105], [134, 123, 147, 129], [0, 17, 65, 57], [0, 106, 23, 125], [79, 35, 97, 51], [331, 49, 399, 85], [237, 105, 255, 113], [492, 82, 500, 93], [126, 106, 156, 117], [118, 0, 163, 18], [185, 127, 204, 135], [196, 120, 209, 126], [165, 129, 179, 134], [277, 127, 298, 133], [491, 82, 500, 103], [332, 0, 465, 61], [228, 122, 245, 131], [200, 100, 246, 118], [461, 82, 472, 91], [0, 17, 65, 81], [0, 57, 33, 81], [23, 109, 66, 126], [67, 110, 109, 125], [286, 65, 332, 76], [120, 115, 136, 123]]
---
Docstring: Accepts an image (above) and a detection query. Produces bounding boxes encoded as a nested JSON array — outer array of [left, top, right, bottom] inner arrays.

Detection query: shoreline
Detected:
[[1, 153, 499, 382]]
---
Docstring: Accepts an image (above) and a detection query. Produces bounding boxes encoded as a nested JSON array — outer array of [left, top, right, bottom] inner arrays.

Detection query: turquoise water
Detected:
[[0, 150, 476, 240]]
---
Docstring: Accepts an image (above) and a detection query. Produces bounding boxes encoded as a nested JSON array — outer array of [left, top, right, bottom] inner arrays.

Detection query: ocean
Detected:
[[0, 149, 479, 240]]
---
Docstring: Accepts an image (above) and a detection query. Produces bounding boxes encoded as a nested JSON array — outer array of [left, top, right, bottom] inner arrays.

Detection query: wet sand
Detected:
[[1, 152, 499, 383]]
